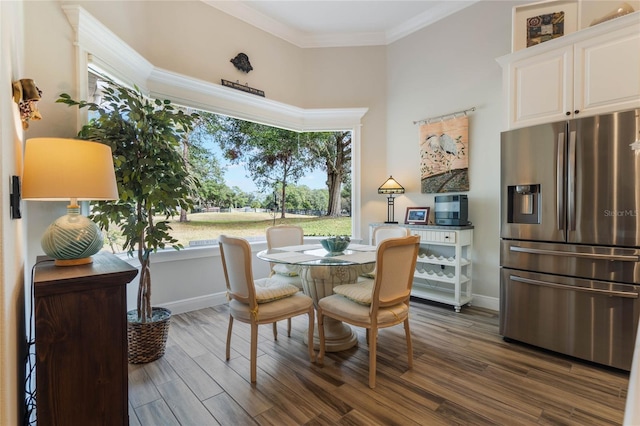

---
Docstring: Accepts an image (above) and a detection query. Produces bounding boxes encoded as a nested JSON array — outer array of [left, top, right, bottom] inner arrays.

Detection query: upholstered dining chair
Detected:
[[361, 225, 412, 279], [218, 235, 315, 383], [266, 225, 305, 337], [266, 225, 304, 289], [372, 225, 411, 245], [317, 235, 420, 388]]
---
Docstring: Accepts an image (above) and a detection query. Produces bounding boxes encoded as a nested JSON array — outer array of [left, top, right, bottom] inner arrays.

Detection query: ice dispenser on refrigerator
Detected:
[[506, 184, 540, 224]]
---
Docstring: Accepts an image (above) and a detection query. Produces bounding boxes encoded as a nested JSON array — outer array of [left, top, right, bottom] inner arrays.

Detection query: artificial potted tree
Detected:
[[58, 80, 197, 363]]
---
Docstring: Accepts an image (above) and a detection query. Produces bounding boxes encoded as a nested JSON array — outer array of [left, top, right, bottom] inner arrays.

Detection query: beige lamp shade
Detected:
[[22, 138, 118, 266], [377, 175, 405, 194], [22, 138, 118, 201]]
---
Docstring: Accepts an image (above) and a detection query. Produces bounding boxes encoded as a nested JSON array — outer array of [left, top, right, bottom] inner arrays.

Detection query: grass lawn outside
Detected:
[[103, 211, 352, 251]]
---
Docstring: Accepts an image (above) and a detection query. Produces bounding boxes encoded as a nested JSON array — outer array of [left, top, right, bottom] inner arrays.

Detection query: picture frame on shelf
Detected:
[[512, 0, 578, 52], [405, 207, 430, 225]]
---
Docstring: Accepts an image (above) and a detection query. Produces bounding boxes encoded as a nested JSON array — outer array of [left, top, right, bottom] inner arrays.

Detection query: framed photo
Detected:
[[405, 207, 430, 225], [512, 0, 578, 52]]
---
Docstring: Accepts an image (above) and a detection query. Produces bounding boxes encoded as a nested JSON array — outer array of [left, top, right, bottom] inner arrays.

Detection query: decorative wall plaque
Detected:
[[230, 53, 253, 73], [221, 79, 265, 97]]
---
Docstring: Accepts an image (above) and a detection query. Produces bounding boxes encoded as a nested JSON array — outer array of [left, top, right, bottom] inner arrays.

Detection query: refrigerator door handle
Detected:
[[567, 130, 577, 231], [509, 245, 640, 262], [509, 274, 639, 298], [556, 132, 565, 230]]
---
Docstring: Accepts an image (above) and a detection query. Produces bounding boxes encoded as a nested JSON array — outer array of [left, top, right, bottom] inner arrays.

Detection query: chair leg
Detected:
[[272, 322, 278, 341], [307, 307, 315, 362], [287, 318, 292, 337], [369, 326, 377, 389], [226, 316, 234, 361], [250, 322, 258, 383], [404, 318, 413, 369], [366, 329, 377, 346], [317, 308, 325, 365]]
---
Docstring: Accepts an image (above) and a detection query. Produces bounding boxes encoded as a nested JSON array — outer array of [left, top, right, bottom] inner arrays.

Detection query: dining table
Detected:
[[257, 242, 377, 352]]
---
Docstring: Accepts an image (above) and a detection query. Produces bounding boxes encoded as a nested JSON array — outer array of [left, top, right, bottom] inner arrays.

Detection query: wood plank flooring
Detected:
[[128, 300, 630, 425]]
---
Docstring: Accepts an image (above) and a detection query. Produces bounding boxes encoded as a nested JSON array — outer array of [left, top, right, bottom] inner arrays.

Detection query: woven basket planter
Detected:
[[127, 307, 171, 364]]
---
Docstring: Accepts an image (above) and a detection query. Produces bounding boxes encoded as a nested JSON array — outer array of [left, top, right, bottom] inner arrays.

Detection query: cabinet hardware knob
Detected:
[[566, 111, 571, 116], [574, 110, 580, 114]]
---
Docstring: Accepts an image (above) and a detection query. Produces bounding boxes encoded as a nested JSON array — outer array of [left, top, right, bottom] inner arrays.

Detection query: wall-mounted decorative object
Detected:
[[511, 0, 578, 52], [12, 78, 42, 129], [230, 53, 253, 73], [221, 79, 265, 97], [404, 207, 430, 225], [590, 2, 635, 26], [416, 108, 474, 194], [526, 11, 565, 47]]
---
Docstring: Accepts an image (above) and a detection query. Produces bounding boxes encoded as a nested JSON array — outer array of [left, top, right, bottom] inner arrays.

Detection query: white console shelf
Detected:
[[369, 223, 474, 312]]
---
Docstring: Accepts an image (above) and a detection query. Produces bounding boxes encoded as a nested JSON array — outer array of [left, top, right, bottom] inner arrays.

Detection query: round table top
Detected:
[[256, 243, 376, 266]]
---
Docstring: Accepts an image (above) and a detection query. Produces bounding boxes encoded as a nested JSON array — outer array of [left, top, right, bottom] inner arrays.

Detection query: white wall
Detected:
[[385, 1, 520, 306], [1, 1, 27, 424], [68, 0, 307, 110], [301, 46, 388, 238]]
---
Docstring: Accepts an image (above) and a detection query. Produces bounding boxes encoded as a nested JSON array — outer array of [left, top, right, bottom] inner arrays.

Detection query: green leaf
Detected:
[[56, 76, 198, 321]]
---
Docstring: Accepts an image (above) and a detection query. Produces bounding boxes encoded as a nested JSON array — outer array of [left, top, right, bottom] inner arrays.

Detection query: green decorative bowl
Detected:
[[320, 238, 350, 254]]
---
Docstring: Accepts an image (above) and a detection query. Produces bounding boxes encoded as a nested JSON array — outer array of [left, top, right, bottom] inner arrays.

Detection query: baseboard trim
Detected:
[[469, 294, 499, 312], [158, 292, 228, 315], [158, 291, 499, 315]]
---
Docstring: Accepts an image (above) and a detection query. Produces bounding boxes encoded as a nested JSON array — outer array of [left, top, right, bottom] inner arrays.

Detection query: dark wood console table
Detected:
[[34, 251, 138, 425]]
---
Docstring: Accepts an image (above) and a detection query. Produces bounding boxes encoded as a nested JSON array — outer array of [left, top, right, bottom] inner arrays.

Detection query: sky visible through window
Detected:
[[90, 71, 330, 198], [207, 137, 327, 194]]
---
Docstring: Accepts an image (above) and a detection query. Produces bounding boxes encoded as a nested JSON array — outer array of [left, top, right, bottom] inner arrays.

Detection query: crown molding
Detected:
[[61, 5, 367, 132], [203, 0, 479, 48], [386, 1, 481, 44]]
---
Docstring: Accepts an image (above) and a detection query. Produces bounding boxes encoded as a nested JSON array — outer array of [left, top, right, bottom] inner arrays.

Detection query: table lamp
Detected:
[[378, 175, 405, 224], [22, 138, 118, 266]]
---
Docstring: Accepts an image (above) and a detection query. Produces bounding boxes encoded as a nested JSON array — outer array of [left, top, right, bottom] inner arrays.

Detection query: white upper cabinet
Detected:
[[574, 22, 640, 117], [504, 45, 574, 128], [498, 12, 640, 130]]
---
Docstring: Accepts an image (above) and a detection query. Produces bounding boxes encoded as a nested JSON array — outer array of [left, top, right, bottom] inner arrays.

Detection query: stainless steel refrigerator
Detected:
[[500, 108, 640, 371]]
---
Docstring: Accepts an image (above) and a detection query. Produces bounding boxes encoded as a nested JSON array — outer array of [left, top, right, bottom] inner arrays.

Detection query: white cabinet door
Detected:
[[574, 24, 640, 117], [507, 46, 573, 128], [499, 12, 640, 130]]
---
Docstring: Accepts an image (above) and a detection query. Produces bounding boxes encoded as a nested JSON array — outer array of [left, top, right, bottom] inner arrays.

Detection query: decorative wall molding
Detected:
[[148, 67, 367, 131], [62, 5, 153, 92], [202, 0, 480, 48], [61, 5, 368, 132]]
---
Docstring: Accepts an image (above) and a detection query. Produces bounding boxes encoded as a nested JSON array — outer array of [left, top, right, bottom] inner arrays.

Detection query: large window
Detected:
[[65, 5, 367, 244], [87, 72, 355, 249]]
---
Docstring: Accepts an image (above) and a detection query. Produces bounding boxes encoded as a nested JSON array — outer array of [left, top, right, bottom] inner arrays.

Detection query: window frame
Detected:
[[63, 5, 367, 242]]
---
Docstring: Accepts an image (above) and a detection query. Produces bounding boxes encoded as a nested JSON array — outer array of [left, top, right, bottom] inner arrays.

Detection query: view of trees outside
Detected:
[[181, 111, 353, 220], [88, 71, 353, 245]]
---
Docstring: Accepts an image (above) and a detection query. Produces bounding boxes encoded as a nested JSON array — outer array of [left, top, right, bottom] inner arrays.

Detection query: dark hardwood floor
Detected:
[[128, 300, 629, 425]]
